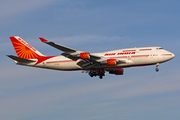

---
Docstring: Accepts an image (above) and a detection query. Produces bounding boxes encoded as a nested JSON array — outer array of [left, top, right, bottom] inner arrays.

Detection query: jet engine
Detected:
[[80, 52, 90, 59], [107, 59, 117, 65], [109, 68, 124, 75]]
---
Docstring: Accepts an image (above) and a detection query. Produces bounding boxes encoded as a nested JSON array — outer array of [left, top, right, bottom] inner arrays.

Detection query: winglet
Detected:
[[39, 37, 48, 42]]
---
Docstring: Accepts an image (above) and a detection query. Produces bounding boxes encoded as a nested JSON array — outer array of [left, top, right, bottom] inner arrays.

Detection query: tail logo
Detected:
[[10, 37, 42, 59], [17, 37, 37, 51]]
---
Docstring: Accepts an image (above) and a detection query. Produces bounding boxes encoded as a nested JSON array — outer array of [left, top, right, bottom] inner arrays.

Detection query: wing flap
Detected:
[[77, 60, 97, 69], [61, 53, 79, 61], [89, 54, 101, 60]]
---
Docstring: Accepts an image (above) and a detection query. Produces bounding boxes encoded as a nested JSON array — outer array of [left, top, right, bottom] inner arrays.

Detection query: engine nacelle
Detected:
[[80, 52, 90, 59], [107, 59, 116, 65], [109, 68, 124, 75]]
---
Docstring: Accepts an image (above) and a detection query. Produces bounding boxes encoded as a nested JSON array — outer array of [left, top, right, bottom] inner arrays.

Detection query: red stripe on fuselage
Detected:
[[35, 56, 55, 65]]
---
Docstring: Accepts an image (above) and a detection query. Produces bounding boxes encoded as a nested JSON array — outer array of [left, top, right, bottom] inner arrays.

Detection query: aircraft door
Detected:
[[149, 53, 153, 58], [128, 55, 131, 60], [43, 62, 46, 66]]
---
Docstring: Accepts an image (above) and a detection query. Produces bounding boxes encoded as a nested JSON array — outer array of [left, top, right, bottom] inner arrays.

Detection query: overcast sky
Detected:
[[0, 0, 180, 120]]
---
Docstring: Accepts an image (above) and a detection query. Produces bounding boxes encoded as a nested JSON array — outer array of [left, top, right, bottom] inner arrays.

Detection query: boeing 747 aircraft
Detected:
[[7, 36, 175, 79]]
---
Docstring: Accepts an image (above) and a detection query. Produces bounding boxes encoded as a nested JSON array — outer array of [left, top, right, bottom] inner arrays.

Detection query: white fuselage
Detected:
[[16, 47, 175, 71]]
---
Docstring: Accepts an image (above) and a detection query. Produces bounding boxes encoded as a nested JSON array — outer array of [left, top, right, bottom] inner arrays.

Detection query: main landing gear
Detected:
[[155, 63, 159, 72], [89, 69, 105, 79]]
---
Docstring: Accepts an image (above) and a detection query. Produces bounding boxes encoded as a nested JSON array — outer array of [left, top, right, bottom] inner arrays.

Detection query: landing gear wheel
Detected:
[[89, 68, 105, 79], [155, 63, 159, 72], [155, 68, 159, 72], [89, 71, 94, 77]]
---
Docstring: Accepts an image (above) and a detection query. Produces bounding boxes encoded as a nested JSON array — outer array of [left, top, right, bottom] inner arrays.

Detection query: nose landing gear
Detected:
[[155, 63, 159, 72]]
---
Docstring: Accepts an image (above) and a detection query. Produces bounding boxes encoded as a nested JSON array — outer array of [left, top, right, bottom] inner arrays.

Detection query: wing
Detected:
[[39, 37, 101, 61], [39, 37, 126, 69], [39, 37, 77, 53]]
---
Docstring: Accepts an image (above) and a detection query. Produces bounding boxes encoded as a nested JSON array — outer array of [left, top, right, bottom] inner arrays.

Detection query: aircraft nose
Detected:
[[162, 51, 175, 62], [168, 52, 175, 59], [172, 53, 175, 58]]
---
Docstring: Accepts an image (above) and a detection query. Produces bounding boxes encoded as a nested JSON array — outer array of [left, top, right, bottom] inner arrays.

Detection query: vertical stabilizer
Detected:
[[10, 36, 44, 59]]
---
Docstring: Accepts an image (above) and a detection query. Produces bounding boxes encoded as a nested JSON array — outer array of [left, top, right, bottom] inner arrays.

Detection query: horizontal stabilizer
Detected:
[[7, 55, 35, 63]]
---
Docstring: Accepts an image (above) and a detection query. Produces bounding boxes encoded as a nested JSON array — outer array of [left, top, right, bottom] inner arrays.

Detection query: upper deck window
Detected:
[[139, 49, 152, 51], [157, 47, 163, 50], [123, 50, 136, 52]]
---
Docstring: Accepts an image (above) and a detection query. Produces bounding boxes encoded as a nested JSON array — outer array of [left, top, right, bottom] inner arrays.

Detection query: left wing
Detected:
[[39, 37, 101, 61], [39, 37, 126, 69], [39, 37, 77, 53]]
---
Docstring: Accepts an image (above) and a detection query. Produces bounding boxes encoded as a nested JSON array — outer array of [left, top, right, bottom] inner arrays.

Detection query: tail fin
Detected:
[[10, 36, 44, 59]]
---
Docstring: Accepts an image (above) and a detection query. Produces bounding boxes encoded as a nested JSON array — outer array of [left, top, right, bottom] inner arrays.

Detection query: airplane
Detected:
[[7, 36, 175, 79]]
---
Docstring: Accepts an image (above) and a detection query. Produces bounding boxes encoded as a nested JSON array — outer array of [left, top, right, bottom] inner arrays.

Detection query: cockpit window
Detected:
[[159, 48, 163, 49]]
